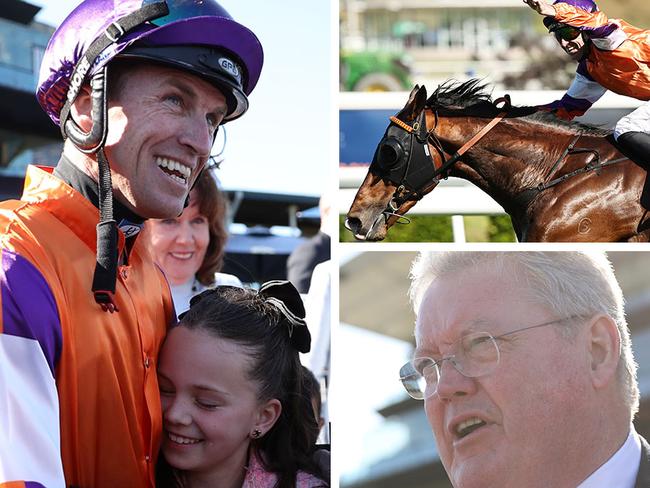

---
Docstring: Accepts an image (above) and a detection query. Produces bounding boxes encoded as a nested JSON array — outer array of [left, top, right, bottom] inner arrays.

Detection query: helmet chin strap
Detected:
[[64, 67, 120, 312], [58, 2, 170, 312], [64, 66, 211, 310], [93, 147, 120, 313], [64, 69, 108, 153]]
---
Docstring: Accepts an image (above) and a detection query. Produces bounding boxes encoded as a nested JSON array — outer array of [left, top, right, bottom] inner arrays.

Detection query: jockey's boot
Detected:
[[616, 131, 650, 210]]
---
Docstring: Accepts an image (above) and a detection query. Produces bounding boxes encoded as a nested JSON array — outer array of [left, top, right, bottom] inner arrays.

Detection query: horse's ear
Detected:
[[402, 85, 428, 122], [408, 84, 420, 101]]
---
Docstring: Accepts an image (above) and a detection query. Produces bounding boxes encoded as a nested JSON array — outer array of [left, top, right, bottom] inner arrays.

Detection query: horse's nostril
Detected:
[[345, 217, 361, 232]]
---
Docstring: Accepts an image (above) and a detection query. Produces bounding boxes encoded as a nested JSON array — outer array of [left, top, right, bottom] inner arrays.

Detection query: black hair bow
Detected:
[[259, 280, 311, 353]]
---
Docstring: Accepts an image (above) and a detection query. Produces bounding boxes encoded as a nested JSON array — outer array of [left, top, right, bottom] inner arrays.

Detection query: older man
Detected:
[[0, 1, 262, 487], [401, 252, 649, 488]]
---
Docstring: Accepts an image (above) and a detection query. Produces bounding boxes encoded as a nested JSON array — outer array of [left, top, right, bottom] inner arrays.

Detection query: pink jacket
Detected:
[[242, 450, 327, 488]]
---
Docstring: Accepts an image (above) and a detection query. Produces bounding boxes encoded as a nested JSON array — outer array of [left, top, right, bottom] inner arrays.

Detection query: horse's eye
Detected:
[[378, 139, 403, 168]]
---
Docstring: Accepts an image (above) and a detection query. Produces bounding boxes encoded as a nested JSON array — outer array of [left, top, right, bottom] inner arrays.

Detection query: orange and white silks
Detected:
[[553, 2, 650, 100]]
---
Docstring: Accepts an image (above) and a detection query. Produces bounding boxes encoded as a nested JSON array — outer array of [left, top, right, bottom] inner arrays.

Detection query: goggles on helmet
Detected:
[[142, 0, 230, 27], [546, 20, 582, 41]]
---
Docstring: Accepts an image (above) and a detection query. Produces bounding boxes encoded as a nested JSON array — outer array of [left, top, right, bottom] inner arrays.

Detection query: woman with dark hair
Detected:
[[144, 171, 241, 315], [156, 281, 329, 488]]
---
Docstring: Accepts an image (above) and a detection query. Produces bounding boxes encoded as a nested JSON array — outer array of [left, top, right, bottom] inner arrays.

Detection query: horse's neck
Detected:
[[438, 118, 551, 211], [450, 153, 530, 209]]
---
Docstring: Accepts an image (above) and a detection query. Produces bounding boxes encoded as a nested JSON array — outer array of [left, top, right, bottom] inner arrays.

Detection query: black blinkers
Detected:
[[370, 110, 439, 202]]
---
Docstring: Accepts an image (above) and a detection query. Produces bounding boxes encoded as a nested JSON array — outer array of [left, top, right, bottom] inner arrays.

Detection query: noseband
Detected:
[[371, 95, 512, 224]]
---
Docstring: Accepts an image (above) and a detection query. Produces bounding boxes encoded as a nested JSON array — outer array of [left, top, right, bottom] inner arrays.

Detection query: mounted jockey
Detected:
[[524, 0, 650, 208]]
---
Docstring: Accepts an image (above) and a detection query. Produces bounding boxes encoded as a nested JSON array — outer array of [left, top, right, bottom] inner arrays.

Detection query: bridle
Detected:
[[370, 95, 512, 225]]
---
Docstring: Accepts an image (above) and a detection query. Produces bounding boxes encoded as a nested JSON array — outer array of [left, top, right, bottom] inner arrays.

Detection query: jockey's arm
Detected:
[[537, 70, 607, 120], [522, 0, 556, 17], [552, 2, 611, 30]]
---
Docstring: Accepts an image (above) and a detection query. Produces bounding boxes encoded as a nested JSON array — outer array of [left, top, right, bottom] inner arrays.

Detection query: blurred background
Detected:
[[339, 0, 650, 242], [0, 0, 333, 286], [338, 251, 650, 488]]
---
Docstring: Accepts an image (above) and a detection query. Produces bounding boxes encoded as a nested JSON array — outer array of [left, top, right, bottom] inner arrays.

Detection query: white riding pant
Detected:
[[614, 99, 650, 140]]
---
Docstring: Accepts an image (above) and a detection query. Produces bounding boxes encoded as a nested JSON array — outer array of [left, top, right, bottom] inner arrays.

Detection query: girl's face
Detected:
[[157, 326, 280, 480]]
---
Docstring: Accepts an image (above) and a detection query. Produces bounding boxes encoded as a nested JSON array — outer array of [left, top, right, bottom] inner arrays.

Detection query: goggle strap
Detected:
[[59, 1, 169, 138]]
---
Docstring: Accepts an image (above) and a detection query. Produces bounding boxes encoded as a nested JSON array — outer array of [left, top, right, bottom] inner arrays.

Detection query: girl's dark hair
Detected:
[[301, 365, 322, 446], [160, 285, 327, 488]]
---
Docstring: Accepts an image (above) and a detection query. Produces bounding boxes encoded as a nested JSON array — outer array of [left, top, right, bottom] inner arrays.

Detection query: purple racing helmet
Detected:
[[37, 0, 264, 127], [543, 0, 599, 30]]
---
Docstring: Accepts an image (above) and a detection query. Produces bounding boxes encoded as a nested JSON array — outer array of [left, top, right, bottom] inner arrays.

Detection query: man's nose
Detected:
[[434, 358, 477, 401], [179, 116, 213, 158]]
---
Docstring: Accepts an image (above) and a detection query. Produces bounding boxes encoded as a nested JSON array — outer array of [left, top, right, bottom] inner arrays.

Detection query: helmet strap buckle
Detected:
[[106, 21, 126, 43]]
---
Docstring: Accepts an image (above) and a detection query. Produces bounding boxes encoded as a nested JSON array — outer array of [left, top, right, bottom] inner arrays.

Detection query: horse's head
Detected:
[[345, 85, 443, 241]]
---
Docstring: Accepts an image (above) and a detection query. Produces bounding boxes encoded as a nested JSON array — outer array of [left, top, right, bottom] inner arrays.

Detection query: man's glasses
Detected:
[[399, 316, 578, 400], [554, 25, 581, 42]]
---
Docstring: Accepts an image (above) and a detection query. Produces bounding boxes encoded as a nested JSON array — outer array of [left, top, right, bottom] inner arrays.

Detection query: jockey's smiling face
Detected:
[[552, 25, 587, 60], [78, 63, 227, 220]]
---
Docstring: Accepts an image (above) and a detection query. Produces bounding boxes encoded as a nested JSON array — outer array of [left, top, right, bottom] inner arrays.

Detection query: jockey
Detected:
[[0, 1, 263, 486], [524, 0, 650, 207]]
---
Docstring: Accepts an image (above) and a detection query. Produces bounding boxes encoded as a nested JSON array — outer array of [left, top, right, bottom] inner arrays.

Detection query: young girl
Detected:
[[156, 281, 328, 488]]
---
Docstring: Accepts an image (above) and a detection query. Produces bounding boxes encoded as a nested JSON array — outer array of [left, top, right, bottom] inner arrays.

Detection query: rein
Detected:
[[537, 156, 628, 191], [513, 135, 629, 207]]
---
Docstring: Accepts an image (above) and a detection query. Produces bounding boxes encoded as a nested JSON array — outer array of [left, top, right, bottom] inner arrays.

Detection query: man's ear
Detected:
[[253, 398, 282, 437], [68, 84, 93, 132], [587, 314, 621, 390]]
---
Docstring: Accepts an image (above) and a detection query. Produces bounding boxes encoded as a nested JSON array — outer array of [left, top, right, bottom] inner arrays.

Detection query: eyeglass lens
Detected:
[[400, 332, 500, 399]]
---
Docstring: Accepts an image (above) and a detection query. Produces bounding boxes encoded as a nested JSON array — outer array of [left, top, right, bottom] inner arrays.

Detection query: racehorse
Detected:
[[345, 79, 650, 242]]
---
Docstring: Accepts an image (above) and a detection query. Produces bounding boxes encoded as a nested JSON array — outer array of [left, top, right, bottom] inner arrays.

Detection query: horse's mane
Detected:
[[426, 78, 611, 137]]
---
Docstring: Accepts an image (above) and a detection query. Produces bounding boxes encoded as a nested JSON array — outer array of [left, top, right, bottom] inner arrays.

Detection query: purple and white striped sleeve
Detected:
[[0, 249, 66, 488]]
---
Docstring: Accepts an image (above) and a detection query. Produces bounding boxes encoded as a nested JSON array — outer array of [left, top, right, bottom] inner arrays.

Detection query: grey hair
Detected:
[[409, 251, 639, 417]]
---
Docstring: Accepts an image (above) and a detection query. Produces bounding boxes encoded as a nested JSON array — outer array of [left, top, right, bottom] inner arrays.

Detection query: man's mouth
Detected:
[[156, 156, 192, 185], [563, 43, 581, 54], [454, 417, 487, 439], [167, 431, 202, 445]]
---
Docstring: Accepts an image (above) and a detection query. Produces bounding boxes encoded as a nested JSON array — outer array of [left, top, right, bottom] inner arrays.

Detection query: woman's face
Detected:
[[157, 326, 280, 479], [145, 192, 210, 286]]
